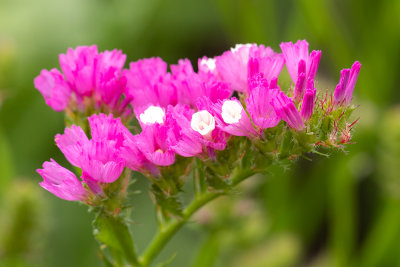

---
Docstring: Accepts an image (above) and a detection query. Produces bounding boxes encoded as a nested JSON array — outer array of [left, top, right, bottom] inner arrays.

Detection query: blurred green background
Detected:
[[1, 0, 400, 266]]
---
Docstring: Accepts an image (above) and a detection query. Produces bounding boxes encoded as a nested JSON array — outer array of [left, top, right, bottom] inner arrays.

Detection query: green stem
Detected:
[[139, 191, 223, 267], [139, 168, 256, 266]]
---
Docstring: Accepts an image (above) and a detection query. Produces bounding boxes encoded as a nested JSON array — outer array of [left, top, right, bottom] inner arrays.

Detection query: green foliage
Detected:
[[0, 128, 13, 193]]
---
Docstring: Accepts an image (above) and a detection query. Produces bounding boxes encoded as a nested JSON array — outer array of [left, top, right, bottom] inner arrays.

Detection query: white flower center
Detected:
[[200, 58, 216, 71], [221, 100, 243, 124], [191, 110, 215, 137], [139, 106, 165, 125]]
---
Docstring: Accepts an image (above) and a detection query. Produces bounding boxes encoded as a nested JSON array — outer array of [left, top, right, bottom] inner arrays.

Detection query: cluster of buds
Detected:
[[35, 40, 360, 216]]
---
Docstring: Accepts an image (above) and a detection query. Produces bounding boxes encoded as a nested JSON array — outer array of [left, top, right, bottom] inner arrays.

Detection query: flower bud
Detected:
[[191, 110, 216, 138], [139, 105, 165, 125]]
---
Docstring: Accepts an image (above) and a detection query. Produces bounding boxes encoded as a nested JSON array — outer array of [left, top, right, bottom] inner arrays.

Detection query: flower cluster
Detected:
[[36, 40, 361, 203], [38, 114, 128, 201], [34, 45, 131, 118]]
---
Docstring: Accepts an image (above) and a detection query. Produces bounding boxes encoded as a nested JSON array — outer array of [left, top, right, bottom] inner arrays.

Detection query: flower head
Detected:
[[39, 113, 129, 200]]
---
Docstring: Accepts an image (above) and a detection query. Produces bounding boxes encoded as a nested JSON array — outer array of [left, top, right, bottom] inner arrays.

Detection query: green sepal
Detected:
[[204, 167, 231, 190], [278, 128, 294, 160], [151, 156, 192, 196], [150, 184, 184, 219], [92, 212, 139, 266]]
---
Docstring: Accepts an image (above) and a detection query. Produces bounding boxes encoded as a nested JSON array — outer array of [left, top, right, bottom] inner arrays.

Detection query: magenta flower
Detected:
[[34, 45, 129, 114], [80, 140, 125, 183], [211, 98, 258, 138], [165, 103, 226, 158], [121, 131, 159, 175], [135, 124, 176, 167], [34, 69, 71, 111], [37, 159, 87, 201], [166, 105, 204, 157], [300, 80, 316, 121], [123, 57, 178, 109], [246, 74, 281, 130], [280, 40, 321, 101], [215, 44, 284, 94], [39, 113, 128, 200], [190, 109, 227, 153], [55, 125, 89, 167], [88, 113, 129, 148], [171, 59, 232, 107], [333, 61, 361, 106], [271, 91, 305, 131]]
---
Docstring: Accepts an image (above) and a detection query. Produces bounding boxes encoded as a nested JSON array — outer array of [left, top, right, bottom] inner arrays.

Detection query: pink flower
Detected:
[[34, 45, 128, 113], [280, 40, 321, 101], [88, 113, 129, 148], [55, 125, 89, 167], [42, 113, 128, 201], [333, 61, 361, 106], [271, 91, 305, 131], [121, 132, 155, 173], [215, 44, 284, 94], [123, 57, 177, 109], [135, 124, 176, 167], [164, 103, 226, 158], [171, 59, 232, 107], [33, 69, 71, 111], [37, 159, 87, 201], [300, 80, 316, 121], [212, 98, 258, 138], [190, 109, 227, 153], [59, 45, 99, 96], [80, 140, 125, 183], [246, 74, 281, 130], [166, 105, 204, 157]]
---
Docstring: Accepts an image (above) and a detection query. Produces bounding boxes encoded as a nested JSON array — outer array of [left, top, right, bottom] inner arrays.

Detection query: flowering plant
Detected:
[[35, 40, 360, 266]]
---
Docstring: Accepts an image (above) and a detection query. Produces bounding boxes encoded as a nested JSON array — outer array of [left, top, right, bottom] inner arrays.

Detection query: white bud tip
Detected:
[[139, 106, 165, 125], [231, 43, 253, 53], [191, 110, 215, 136], [221, 100, 243, 124], [200, 58, 216, 71]]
